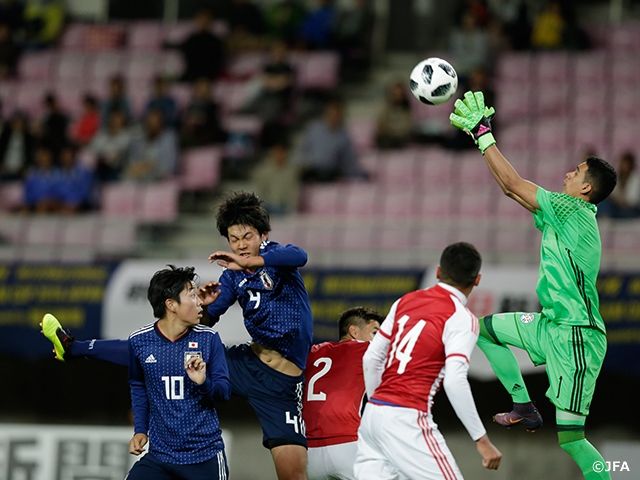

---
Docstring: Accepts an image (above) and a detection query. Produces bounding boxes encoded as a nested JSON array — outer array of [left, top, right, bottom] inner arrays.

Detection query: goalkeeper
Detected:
[[450, 91, 617, 480]]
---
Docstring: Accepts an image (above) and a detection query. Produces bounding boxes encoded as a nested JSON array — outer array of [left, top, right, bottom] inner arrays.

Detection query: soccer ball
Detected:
[[409, 58, 458, 105]]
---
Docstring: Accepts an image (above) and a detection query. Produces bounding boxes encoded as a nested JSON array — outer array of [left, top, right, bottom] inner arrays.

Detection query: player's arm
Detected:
[[261, 243, 308, 268], [483, 147, 538, 212], [483, 145, 539, 212], [189, 332, 231, 401], [362, 300, 398, 398], [128, 340, 149, 455], [204, 272, 238, 326]]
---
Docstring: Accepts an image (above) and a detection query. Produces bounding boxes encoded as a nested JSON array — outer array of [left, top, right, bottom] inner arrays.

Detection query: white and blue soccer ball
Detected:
[[409, 57, 458, 105]]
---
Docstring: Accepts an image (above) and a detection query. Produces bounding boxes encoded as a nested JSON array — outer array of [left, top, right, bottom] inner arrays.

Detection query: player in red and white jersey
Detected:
[[354, 243, 502, 480], [304, 307, 383, 480]]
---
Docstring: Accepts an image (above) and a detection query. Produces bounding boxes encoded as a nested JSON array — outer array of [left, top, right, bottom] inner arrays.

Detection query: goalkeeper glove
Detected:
[[449, 91, 496, 154]]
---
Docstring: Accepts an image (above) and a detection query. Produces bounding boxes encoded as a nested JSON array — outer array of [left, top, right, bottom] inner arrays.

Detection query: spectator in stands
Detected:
[[335, 0, 374, 80], [449, 9, 490, 80], [599, 152, 640, 219], [0, 0, 25, 34], [56, 142, 93, 212], [227, 0, 267, 53], [39, 92, 68, 157], [125, 109, 177, 182], [265, 0, 306, 46], [166, 8, 226, 83], [90, 109, 132, 182], [375, 80, 413, 150], [101, 75, 132, 126], [144, 76, 178, 127], [180, 77, 227, 148], [23, 143, 59, 212], [241, 39, 295, 123], [23, 0, 64, 49], [530, 0, 565, 50], [251, 140, 299, 215], [298, 0, 336, 50], [0, 111, 34, 180], [70, 95, 100, 146], [500, 0, 531, 50], [298, 98, 365, 182], [0, 22, 19, 80]]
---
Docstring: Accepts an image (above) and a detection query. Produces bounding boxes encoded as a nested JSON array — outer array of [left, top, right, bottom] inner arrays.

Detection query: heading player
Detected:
[[304, 307, 383, 480], [41, 192, 313, 480], [450, 91, 617, 480], [126, 265, 230, 480], [354, 242, 502, 480]]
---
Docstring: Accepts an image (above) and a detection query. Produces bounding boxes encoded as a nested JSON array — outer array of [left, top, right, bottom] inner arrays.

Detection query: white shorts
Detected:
[[354, 403, 464, 480], [307, 441, 358, 480]]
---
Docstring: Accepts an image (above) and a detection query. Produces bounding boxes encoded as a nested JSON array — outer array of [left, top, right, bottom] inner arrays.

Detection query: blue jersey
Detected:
[[208, 241, 313, 370], [129, 323, 231, 465]]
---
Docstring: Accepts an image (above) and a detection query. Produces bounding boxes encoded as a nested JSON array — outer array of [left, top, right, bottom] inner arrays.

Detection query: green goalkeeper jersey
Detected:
[[532, 187, 605, 333]]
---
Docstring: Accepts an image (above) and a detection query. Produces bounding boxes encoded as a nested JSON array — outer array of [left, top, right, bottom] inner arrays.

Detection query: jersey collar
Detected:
[[436, 282, 468, 305]]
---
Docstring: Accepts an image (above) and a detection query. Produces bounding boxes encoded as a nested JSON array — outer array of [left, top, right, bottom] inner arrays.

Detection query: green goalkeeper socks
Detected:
[[558, 414, 610, 480]]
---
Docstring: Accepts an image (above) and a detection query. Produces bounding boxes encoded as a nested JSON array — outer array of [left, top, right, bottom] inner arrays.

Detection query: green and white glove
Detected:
[[449, 91, 496, 154]]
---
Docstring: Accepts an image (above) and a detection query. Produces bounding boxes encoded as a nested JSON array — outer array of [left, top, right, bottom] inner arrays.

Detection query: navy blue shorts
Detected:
[[126, 451, 228, 480], [225, 343, 307, 449]]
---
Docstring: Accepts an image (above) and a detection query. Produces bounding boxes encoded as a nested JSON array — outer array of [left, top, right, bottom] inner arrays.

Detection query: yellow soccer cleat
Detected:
[[40, 313, 75, 361]]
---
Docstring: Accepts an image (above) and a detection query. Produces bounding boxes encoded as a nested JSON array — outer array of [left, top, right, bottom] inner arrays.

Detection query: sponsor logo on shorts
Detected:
[[520, 313, 534, 324]]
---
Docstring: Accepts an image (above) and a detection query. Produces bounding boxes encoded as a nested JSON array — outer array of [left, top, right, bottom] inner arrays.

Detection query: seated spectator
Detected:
[[70, 94, 100, 146], [298, 0, 336, 50], [335, 0, 374, 79], [298, 99, 366, 182], [599, 152, 640, 219], [251, 140, 299, 215], [101, 75, 132, 127], [0, 111, 34, 180], [375, 80, 413, 150], [144, 76, 177, 127], [227, 0, 268, 53], [265, 0, 306, 46], [125, 109, 177, 182], [23, 0, 64, 48], [89, 109, 133, 182], [0, 22, 19, 80], [241, 39, 295, 123], [180, 77, 227, 147], [39, 92, 69, 156], [56, 142, 93, 212], [531, 0, 565, 50], [23, 143, 60, 213], [449, 9, 490, 80], [165, 8, 226, 82]]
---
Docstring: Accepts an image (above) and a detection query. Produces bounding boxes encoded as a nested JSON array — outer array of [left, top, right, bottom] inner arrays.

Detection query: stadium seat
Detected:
[[100, 183, 141, 217], [495, 193, 533, 220], [530, 152, 571, 188], [59, 215, 100, 246], [378, 224, 417, 249], [124, 52, 161, 83], [348, 117, 376, 153], [14, 82, 49, 117], [494, 221, 535, 252], [417, 223, 453, 251], [59, 245, 96, 263], [222, 115, 264, 138], [60, 23, 90, 50], [87, 52, 125, 83], [611, 52, 640, 86], [293, 52, 340, 91], [21, 245, 57, 262], [55, 52, 89, 83], [55, 82, 85, 118], [300, 221, 339, 249], [128, 21, 163, 51], [302, 185, 341, 215], [343, 183, 379, 216], [535, 52, 570, 85], [376, 150, 417, 186], [179, 147, 223, 191], [159, 50, 185, 79], [213, 81, 250, 114], [496, 84, 532, 120], [0, 81, 16, 113], [454, 152, 494, 187], [380, 188, 420, 218], [611, 123, 639, 157], [139, 181, 180, 223], [169, 82, 192, 111], [612, 90, 640, 119], [341, 222, 377, 249], [418, 186, 454, 218], [573, 51, 607, 86], [96, 218, 138, 256], [573, 119, 607, 155], [0, 214, 26, 243], [358, 151, 379, 177], [0, 182, 24, 212], [84, 24, 125, 51], [418, 149, 454, 186], [496, 122, 531, 153], [610, 23, 640, 51], [496, 52, 532, 85], [24, 216, 63, 245], [533, 118, 570, 152], [226, 52, 267, 80], [452, 221, 492, 251], [456, 186, 494, 219], [18, 51, 56, 82], [534, 83, 570, 117]]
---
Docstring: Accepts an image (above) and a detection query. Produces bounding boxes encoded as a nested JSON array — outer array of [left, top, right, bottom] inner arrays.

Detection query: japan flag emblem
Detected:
[[259, 270, 274, 290], [189, 342, 198, 348]]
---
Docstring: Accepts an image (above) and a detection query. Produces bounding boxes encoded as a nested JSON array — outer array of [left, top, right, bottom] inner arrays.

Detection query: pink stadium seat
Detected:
[[494, 221, 534, 252], [96, 218, 137, 255], [534, 119, 569, 152], [0, 214, 26, 242], [140, 181, 179, 223], [300, 222, 338, 249], [226, 52, 268, 79], [60, 215, 100, 246], [573, 52, 607, 86], [302, 185, 341, 215], [163, 22, 192, 44], [18, 51, 56, 82], [124, 52, 161, 83], [530, 152, 571, 189], [159, 50, 185, 79], [0, 182, 24, 212], [87, 52, 125, 82], [60, 24, 90, 50], [213, 81, 249, 114], [418, 186, 454, 218], [611, 123, 639, 157], [24, 217, 63, 245], [573, 86, 607, 118], [574, 120, 607, 155], [418, 149, 453, 186], [417, 223, 452, 251], [341, 223, 376, 249], [180, 147, 223, 191], [496, 52, 532, 84], [612, 90, 640, 119], [535, 52, 570, 84], [454, 153, 494, 187], [376, 150, 417, 185], [293, 52, 339, 90], [348, 117, 376, 153], [496, 122, 531, 153], [358, 151, 379, 177], [21, 245, 57, 263], [128, 80, 151, 117], [0, 81, 16, 113], [84, 24, 125, 51], [611, 224, 640, 253], [59, 245, 96, 263], [128, 22, 163, 51], [100, 183, 140, 217], [55, 83, 85, 118], [379, 225, 417, 250], [169, 82, 192, 111], [611, 53, 640, 86], [456, 187, 494, 218], [55, 52, 89, 83], [496, 85, 532, 120], [610, 23, 640, 51], [15, 82, 49, 117], [0, 245, 18, 262], [222, 115, 264, 138], [343, 184, 378, 216], [495, 193, 532, 220], [452, 222, 492, 251], [534, 83, 569, 117], [380, 188, 419, 217]]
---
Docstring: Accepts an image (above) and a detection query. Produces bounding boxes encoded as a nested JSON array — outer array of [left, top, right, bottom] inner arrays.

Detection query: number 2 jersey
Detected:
[[207, 241, 314, 370], [129, 323, 231, 464], [303, 340, 369, 447]]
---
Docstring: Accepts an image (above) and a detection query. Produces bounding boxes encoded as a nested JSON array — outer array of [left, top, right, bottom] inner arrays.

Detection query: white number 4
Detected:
[[286, 411, 300, 434], [388, 316, 426, 374]]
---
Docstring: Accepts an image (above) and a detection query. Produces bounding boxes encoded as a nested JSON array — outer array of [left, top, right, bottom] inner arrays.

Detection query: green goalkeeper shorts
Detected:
[[493, 312, 607, 416]]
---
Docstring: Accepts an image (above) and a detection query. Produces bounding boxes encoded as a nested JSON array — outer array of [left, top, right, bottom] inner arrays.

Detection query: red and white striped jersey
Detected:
[[303, 340, 369, 447], [367, 283, 479, 413]]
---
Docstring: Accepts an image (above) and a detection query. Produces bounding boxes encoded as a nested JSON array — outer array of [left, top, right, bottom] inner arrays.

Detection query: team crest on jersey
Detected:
[[259, 270, 274, 290], [520, 313, 535, 324], [188, 342, 198, 348], [184, 351, 202, 364]]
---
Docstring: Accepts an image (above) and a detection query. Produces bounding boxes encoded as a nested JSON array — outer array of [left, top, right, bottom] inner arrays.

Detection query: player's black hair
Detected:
[[338, 307, 384, 339], [147, 265, 198, 319], [439, 242, 482, 289], [585, 156, 617, 205], [216, 191, 271, 238]]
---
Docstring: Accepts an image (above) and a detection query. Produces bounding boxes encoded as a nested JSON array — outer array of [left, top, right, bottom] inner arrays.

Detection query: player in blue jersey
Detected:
[[126, 265, 231, 480], [41, 192, 313, 480]]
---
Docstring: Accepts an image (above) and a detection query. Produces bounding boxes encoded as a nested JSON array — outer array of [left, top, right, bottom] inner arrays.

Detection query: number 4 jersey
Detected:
[[129, 323, 231, 465]]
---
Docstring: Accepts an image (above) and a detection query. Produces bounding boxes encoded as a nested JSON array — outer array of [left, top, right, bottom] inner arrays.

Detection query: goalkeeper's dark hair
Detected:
[[148, 265, 197, 319], [338, 307, 384, 339], [585, 156, 617, 205], [439, 242, 482, 289], [216, 191, 271, 238]]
